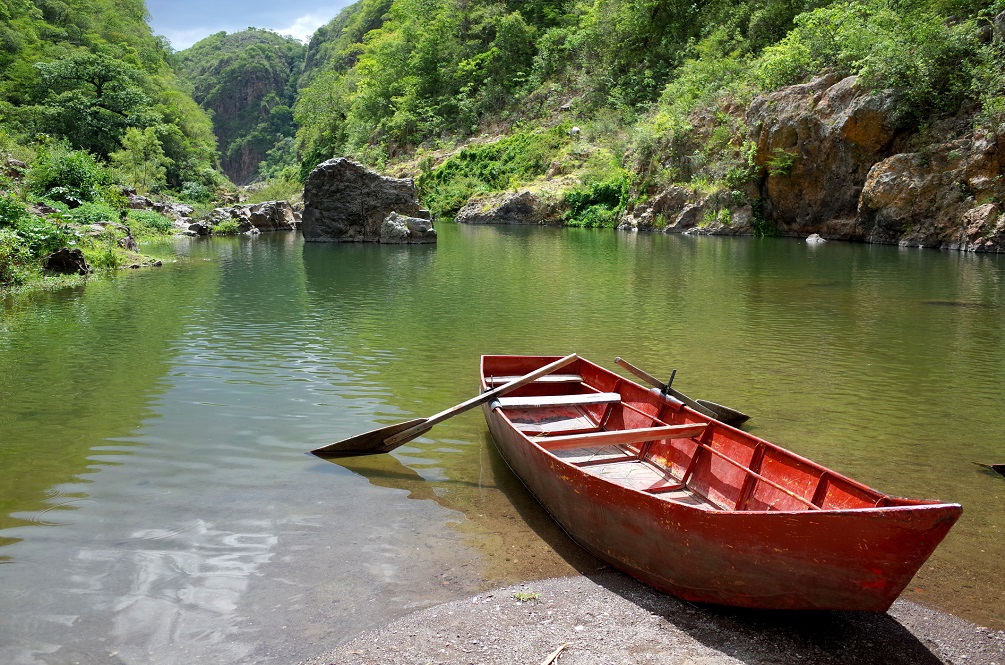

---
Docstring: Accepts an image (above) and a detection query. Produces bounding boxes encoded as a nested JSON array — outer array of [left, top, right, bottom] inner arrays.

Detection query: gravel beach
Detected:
[[301, 572, 1005, 665]]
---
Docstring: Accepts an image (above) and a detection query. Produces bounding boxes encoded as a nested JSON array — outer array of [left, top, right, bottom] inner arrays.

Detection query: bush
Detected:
[[127, 209, 174, 234], [564, 174, 630, 228], [11, 216, 74, 256], [63, 201, 121, 226], [213, 219, 241, 234], [82, 229, 123, 270], [755, 0, 979, 121], [179, 180, 213, 203], [417, 127, 569, 217], [26, 143, 111, 206], [245, 176, 303, 204], [0, 227, 33, 287], [0, 193, 31, 227]]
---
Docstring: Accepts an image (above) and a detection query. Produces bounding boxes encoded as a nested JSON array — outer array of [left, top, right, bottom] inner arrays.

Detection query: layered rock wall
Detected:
[[623, 75, 1005, 251]]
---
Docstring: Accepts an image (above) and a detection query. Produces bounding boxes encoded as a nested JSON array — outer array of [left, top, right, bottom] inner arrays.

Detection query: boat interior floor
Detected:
[[550, 445, 718, 509]]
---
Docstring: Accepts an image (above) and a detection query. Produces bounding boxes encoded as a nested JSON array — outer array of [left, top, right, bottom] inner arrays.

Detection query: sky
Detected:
[[146, 0, 356, 50]]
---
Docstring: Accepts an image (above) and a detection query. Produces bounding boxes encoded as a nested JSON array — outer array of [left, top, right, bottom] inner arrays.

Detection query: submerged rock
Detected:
[[302, 158, 428, 242]]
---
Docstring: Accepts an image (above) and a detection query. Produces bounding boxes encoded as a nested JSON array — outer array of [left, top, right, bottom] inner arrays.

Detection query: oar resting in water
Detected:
[[310, 354, 579, 457]]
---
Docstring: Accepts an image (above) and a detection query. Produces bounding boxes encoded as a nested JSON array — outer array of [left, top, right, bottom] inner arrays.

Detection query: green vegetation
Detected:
[[0, 0, 229, 293], [290, 0, 1004, 228], [4, 0, 1005, 292], [416, 127, 570, 217]]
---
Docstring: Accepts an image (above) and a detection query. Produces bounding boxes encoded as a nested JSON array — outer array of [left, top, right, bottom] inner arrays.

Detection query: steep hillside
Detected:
[[0, 0, 219, 189], [174, 29, 305, 185]]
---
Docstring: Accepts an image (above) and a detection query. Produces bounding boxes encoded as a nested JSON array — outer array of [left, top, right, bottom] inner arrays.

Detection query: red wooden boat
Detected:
[[479, 355, 962, 612]]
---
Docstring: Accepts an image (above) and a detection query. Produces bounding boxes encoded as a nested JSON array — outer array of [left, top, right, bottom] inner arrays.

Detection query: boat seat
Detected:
[[535, 423, 707, 451], [486, 374, 583, 386], [493, 392, 622, 410]]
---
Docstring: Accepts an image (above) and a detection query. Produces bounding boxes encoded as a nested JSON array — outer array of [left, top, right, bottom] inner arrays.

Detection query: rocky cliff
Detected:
[[622, 74, 1005, 252], [174, 30, 305, 185]]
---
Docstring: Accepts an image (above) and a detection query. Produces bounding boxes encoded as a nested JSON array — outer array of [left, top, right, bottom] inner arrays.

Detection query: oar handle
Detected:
[[614, 356, 719, 419], [384, 354, 579, 447], [615, 357, 665, 390]]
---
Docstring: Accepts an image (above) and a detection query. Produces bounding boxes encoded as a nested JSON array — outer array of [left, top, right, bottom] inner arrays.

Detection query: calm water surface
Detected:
[[1, 224, 1003, 663]]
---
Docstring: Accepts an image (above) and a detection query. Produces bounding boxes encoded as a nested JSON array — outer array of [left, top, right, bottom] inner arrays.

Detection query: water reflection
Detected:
[[1, 227, 1004, 665]]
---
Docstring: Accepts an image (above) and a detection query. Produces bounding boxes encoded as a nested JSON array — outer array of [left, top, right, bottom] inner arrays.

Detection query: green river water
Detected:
[[1, 223, 1003, 663]]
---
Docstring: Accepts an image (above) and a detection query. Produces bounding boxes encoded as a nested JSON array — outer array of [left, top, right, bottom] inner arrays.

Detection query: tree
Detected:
[[110, 126, 170, 191], [33, 52, 159, 157]]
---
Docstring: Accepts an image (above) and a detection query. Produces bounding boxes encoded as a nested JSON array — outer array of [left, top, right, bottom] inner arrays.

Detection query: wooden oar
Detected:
[[614, 357, 750, 426], [972, 462, 1005, 479], [310, 354, 579, 457]]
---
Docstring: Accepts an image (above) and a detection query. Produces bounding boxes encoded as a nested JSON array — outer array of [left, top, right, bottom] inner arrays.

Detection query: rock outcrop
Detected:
[[747, 74, 899, 237], [189, 200, 301, 235], [620, 186, 754, 235], [623, 73, 1005, 252], [302, 158, 431, 242], [455, 190, 560, 225], [859, 133, 1005, 249]]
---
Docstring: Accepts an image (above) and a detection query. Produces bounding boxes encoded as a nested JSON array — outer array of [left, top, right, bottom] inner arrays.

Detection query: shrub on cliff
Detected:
[[756, 0, 979, 121], [417, 127, 569, 217]]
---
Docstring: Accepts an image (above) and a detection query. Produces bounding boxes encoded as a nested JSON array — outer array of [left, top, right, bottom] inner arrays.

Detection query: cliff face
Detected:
[[174, 30, 305, 185], [624, 75, 1005, 252]]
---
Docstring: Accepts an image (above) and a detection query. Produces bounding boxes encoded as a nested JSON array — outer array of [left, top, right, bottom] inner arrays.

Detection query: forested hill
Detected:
[[173, 29, 304, 185], [0, 0, 219, 189], [288, 0, 1005, 249]]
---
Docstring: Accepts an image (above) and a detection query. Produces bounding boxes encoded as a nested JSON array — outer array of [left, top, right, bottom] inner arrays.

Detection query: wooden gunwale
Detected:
[[479, 354, 963, 611], [493, 356, 905, 514]]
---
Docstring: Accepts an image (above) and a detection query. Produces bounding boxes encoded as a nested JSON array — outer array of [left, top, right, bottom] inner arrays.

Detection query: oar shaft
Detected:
[[614, 357, 720, 420], [383, 354, 579, 447]]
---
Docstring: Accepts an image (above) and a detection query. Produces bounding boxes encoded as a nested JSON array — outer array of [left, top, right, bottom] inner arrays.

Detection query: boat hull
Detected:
[[481, 357, 961, 612]]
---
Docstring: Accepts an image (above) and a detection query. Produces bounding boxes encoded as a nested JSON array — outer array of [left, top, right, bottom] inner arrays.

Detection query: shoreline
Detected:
[[301, 572, 1005, 665]]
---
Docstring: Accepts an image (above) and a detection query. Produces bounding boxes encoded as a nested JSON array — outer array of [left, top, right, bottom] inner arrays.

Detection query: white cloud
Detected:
[[162, 27, 221, 50], [277, 12, 329, 43]]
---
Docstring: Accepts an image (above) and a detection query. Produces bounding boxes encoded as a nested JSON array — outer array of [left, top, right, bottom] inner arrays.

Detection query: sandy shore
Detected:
[[301, 571, 1005, 665]]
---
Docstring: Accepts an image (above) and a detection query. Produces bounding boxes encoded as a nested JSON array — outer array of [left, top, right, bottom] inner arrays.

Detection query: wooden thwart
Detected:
[[535, 423, 707, 451], [486, 374, 583, 386], [494, 392, 621, 409]]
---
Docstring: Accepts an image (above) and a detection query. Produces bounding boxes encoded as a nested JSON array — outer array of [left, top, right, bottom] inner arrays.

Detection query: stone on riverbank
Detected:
[[300, 573, 1005, 665], [44, 248, 90, 275], [380, 212, 436, 243], [302, 158, 431, 242]]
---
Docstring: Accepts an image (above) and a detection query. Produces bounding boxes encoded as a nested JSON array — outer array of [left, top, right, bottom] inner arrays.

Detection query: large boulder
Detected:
[[380, 212, 437, 243], [302, 158, 427, 242], [454, 190, 558, 225]]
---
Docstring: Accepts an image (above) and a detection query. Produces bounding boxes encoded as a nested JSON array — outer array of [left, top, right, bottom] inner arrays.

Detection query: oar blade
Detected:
[[311, 418, 430, 457], [695, 399, 750, 426]]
